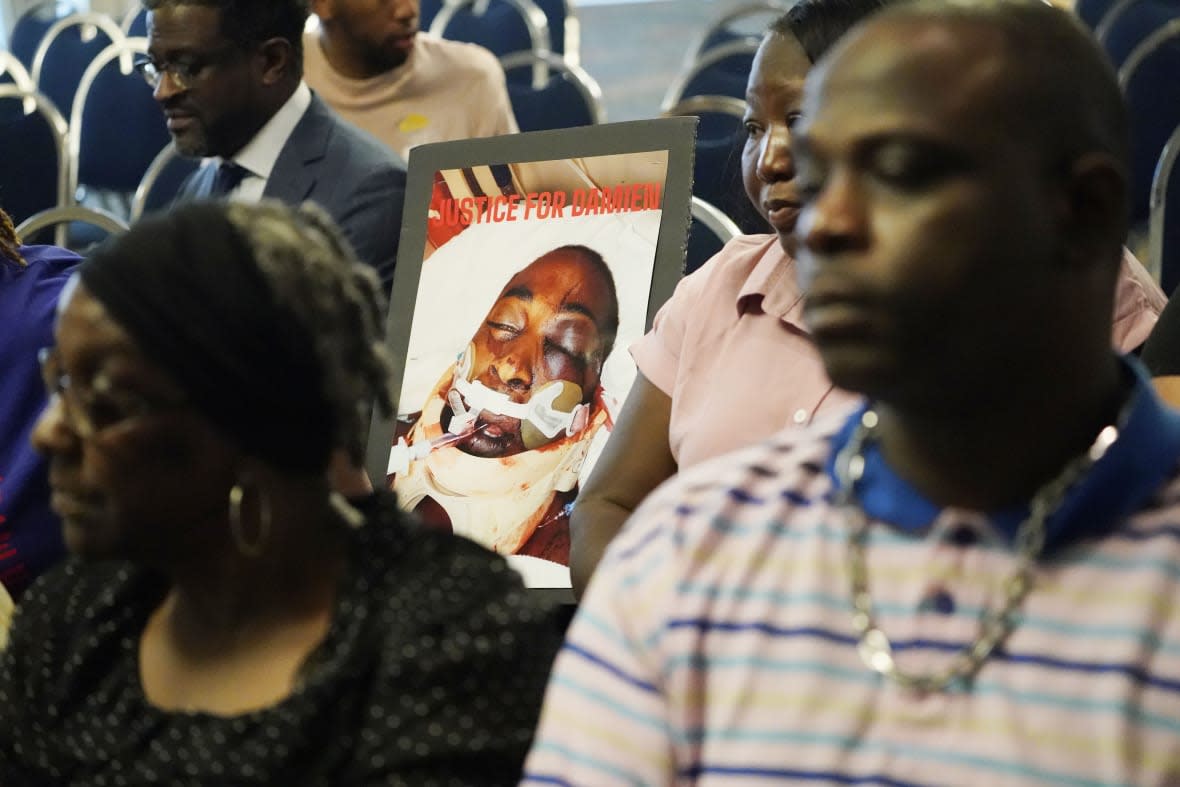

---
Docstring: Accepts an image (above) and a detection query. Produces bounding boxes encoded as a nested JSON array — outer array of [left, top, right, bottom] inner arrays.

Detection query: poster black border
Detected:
[[364, 117, 699, 603]]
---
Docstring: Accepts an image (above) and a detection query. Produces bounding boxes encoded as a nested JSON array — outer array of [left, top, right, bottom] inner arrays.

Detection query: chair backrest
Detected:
[[8, 1, 59, 69], [532, 0, 578, 63], [1118, 19, 1180, 226], [15, 204, 129, 251], [1098, 0, 1178, 68], [0, 85, 69, 229], [131, 144, 200, 221], [429, 0, 552, 63], [661, 39, 760, 114], [663, 95, 767, 236], [0, 52, 35, 91], [1150, 123, 1180, 294], [30, 11, 124, 121], [1076, 0, 1116, 28], [69, 36, 171, 196], [120, 4, 148, 37], [499, 50, 604, 132], [420, 0, 444, 28], [683, 1, 789, 70], [687, 195, 742, 275], [664, 94, 746, 147]]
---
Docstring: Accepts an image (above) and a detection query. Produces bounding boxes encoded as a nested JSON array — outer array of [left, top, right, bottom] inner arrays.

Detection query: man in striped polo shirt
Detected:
[[523, 1, 1180, 784]]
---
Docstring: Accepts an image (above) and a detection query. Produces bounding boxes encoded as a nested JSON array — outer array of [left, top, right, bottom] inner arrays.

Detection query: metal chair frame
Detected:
[[431, 0, 553, 86], [682, 0, 791, 71], [661, 39, 760, 115], [498, 49, 606, 127], [0, 83, 71, 243], [690, 195, 742, 244], [1117, 17, 1180, 88], [1149, 123, 1180, 286], [119, 4, 148, 37], [0, 52, 36, 91], [130, 143, 199, 221], [15, 204, 130, 247], [1094, 0, 1140, 43], [662, 94, 747, 124], [67, 36, 163, 201], [29, 11, 125, 86]]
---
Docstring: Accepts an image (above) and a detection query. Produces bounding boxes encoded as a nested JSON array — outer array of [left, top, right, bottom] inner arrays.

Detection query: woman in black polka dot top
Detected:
[[0, 201, 561, 785]]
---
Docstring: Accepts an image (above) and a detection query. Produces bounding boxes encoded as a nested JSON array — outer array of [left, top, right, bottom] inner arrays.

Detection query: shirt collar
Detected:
[[824, 356, 1180, 551], [735, 236, 806, 326], [226, 81, 312, 181]]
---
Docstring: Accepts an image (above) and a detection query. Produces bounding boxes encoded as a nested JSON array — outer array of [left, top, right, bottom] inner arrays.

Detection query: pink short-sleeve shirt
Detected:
[[631, 235, 856, 469], [632, 237, 1164, 471]]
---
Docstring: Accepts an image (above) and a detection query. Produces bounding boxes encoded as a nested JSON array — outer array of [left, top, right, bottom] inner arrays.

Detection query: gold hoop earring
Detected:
[[229, 480, 271, 558]]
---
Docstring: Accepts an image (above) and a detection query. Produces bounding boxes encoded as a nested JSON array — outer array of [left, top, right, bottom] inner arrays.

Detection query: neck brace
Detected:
[[393, 365, 608, 553]]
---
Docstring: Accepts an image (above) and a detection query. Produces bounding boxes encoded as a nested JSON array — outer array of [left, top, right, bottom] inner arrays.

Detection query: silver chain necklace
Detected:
[[834, 408, 1120, 693]]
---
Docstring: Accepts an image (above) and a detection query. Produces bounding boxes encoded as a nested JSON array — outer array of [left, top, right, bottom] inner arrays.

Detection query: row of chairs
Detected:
[[664, 0, 1180, 284], [3, 4, 174, 239], [2, 1, 605, 236]]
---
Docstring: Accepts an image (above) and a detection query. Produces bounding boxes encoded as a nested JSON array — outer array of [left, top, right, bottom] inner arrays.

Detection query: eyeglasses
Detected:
[[38, 348, 186, 439], [133, 49, 233, 91]]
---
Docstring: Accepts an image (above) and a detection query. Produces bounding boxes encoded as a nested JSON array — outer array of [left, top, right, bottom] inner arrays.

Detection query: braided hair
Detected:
[[225, 201, 395, 464], [0, 207, 25, 267]]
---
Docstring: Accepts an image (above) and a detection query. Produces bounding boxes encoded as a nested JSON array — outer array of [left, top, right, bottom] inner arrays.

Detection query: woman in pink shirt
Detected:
[[568, 0, 1166, 598], [568, 0, 896, 597]]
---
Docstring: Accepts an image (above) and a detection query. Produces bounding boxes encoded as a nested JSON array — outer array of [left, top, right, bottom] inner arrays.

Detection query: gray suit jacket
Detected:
[[178, 94, 407, 290]]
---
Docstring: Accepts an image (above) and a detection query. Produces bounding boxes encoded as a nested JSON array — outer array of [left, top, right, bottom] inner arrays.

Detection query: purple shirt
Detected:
[[0, 245, 79, 596]]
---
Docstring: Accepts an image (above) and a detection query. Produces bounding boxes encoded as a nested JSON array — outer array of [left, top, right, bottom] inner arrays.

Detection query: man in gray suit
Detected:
[[140, 0, 406, 290]]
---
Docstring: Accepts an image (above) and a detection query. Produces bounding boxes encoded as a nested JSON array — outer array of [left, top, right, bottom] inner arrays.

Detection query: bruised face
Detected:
[[147, 4, 263, 158], [449, 249, 618, 458], [316, 0, 419, 74], [31, 285, 237, 564], [742, 32, 812, 255], [792, 20, 1063, 409]]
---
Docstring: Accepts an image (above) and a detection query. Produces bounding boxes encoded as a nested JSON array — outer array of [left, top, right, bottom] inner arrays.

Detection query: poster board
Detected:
[[365, 117, 697, 597]]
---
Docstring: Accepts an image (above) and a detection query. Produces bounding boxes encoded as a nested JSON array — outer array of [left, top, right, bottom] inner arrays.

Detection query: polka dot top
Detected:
[[0, 493, 562, 785]]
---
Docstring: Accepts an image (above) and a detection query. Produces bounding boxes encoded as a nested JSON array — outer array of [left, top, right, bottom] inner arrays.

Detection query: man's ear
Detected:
[[257, 37, 295, 86], [1059, 151, 1129, 268]]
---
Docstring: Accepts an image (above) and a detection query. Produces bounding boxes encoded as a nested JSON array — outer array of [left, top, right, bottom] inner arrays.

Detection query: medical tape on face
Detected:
[[450, 375, 582, 439]]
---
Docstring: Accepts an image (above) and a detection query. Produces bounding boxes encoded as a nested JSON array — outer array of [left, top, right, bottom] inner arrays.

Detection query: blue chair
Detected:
[[131, 145, 201, 221], [1076, 0, 1116, 29], [1118, 19, 1180, 234], [8, 2, 59, 69], [665, 95, 767, 237], [420, 0, 443, 28], [1148, 122, 1180, 295], [429, 0, 551, 65], [0, 85, 69, 230], [30, 12, 124, 125], [1098, 0, 1178, 69], [687, 196, 742, 275], [499, 50, 603, 132], [15, 204, 128, 252], [683, 2, 789, 69], [0, 52, 35, 91], [68, 37, 170, 200], [533, 0, 577, 62], [120, 5, 148, 37], [661, 40, 759, 114]]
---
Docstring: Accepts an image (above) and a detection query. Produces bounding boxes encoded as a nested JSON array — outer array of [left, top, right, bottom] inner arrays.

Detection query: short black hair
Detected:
[[771, 0, 901, 63], [143, 0, 309, 66]]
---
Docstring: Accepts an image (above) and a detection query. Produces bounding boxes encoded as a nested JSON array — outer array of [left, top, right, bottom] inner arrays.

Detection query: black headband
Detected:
[[79, 203, 333, 474]]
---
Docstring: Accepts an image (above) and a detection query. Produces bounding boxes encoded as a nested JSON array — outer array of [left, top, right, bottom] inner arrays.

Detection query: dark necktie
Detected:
[[208, 160, 249, 198]]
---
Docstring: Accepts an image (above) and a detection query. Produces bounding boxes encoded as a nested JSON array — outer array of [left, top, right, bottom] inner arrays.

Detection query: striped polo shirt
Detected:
[[524, 359, 1180, 786]]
